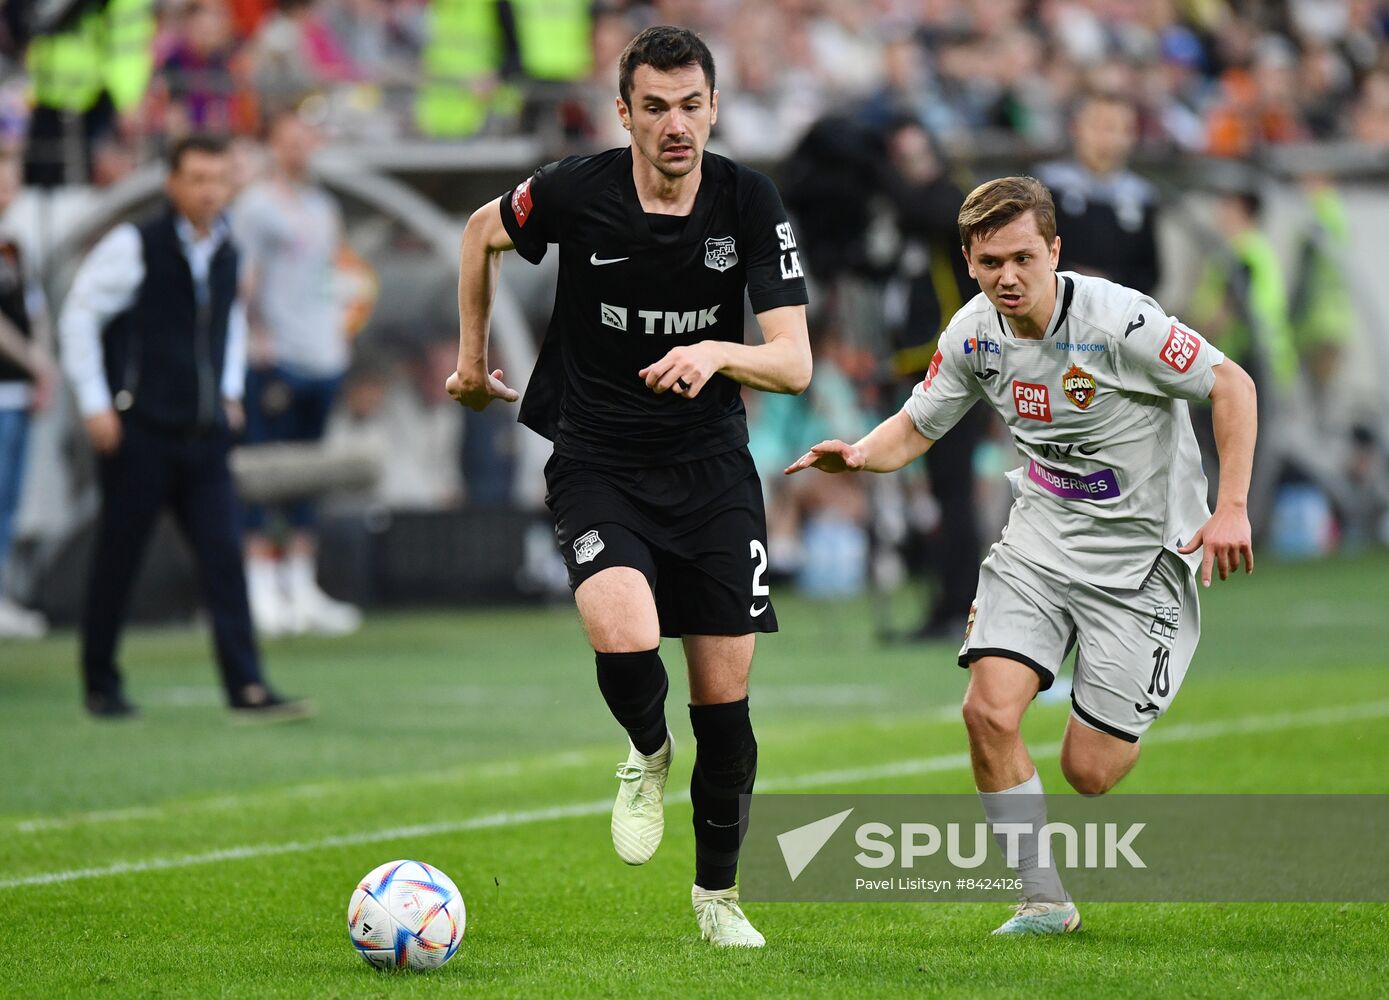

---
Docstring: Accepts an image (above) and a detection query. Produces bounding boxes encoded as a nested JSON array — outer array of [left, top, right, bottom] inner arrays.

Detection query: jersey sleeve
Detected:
[[498, 157, 579, 265], [901, 341, 980, 441], [738, 169, 810, 314], [1113, 296, 1226, 401]]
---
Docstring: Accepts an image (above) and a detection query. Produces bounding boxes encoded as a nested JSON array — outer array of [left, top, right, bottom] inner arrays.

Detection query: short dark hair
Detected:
[[168, 133, 228, 173], [618, 25, 715, 106], [958, 176, 1057, 251]]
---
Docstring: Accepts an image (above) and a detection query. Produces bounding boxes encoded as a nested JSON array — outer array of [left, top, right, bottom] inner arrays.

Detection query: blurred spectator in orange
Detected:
[[1205, 39, 1307, 158], [158, 0, 257, 136], [250, 0, 356, 103]]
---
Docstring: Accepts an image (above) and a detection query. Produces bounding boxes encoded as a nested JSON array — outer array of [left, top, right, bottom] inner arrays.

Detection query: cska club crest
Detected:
[[704, 236, 738, 272], [1062, 363, 1098, 409]]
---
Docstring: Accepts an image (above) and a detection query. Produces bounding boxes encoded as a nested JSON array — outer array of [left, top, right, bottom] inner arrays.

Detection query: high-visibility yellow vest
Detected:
[[416, 0, 502, 137], [510, 0, 591, 82], [27, 0, 154, 114], [27, 11, 105, 112], [103, 0, 156, 112]]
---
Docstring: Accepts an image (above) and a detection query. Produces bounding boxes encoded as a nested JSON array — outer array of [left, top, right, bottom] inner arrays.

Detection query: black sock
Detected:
[[595, 649, 669, 756], [689, 698, 757, 891]]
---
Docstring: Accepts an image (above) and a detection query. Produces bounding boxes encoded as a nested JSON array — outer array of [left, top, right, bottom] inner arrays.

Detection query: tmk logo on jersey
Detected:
[[511, 176, 534, 228], [963, 336, 1002, 356], [1062, 364, 1098, 409], [574, 530, 605, 565], [1012, 381, 1052, 422], [1161, 323, 1202, 373], [705, 236, 738, 272], [600, 303, 628, 331], [600, 302, 721, 335]]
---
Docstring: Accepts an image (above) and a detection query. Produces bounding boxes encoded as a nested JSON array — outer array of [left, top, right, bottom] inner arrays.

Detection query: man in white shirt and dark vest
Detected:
[[59, 135, 310, 722]]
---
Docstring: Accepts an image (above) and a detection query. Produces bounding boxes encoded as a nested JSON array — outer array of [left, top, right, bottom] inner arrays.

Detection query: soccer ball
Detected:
[[347, 860, 465, 971]]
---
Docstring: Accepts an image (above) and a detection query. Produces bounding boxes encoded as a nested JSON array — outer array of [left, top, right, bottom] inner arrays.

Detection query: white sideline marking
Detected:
[[3, 699, 1388, 891], [9, 705, 962, 836]]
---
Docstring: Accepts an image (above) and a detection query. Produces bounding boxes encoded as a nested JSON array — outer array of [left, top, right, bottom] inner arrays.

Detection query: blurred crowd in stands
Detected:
[[0, 0, 1388, 638], [5, 1, 1389, 181]]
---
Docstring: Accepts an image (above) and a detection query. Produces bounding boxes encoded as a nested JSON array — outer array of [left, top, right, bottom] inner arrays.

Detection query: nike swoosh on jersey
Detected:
[[749, 602, 769, 617], [590, 253, 629, 266]]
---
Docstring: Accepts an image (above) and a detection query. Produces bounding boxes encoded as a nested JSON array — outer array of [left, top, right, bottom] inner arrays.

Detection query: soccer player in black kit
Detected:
[[447, 27, 810, 947]]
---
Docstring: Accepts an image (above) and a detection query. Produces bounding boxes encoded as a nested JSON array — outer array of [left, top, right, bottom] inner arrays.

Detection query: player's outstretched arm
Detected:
[[1179, 359, 1257, 586], [784, 411, 934, 476], [447, 196, 521, 412], [639, 304, 812, 397]]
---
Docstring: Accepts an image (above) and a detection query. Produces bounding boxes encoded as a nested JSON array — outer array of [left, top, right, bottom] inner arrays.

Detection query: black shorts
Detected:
[[544, 447, 778, 638]]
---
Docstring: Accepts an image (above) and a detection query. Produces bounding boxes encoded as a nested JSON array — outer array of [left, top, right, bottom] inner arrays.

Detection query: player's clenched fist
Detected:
[[446, 368, 519, 411], [784, 440, 866, 475], [639, 342, 723, 397]]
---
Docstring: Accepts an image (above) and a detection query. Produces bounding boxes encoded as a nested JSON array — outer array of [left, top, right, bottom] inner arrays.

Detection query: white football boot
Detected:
[[0, 596, 47, 638], [692, 884, 766, 948], [991, 899, 1082, 935], [610, 734, 672, 865], [285, 552, 362, 636]]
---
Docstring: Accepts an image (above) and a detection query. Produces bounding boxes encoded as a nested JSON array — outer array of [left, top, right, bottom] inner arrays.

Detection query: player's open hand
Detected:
[[784, 440, 866, 475], [446, 368, 519, 411], [639, 343, 723, 398], [1179, 504, 1254, 587]]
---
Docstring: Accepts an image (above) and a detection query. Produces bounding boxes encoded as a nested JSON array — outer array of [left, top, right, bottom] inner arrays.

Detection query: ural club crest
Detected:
[[1062, 363, 1098, 409], [704, 236, 738, 272], [573, 529, 605, 565]]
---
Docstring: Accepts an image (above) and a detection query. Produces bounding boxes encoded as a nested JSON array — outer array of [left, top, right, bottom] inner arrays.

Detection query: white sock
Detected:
[[978, 770, 1069, 903], [285, 552, 318, 597], [247, 556, 279, 593]]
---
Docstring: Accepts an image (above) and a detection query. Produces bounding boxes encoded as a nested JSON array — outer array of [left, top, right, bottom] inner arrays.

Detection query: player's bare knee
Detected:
[[961, 694, 1022, 743], [1061, 760, 1115, 797], [1061, 747, 1136, 797]]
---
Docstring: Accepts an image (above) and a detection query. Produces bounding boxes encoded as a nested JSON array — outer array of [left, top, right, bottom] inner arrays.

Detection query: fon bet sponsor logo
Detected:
[[1161, 323, 1202, 373], [1012, 380, 1052, 422], [920, 349, 943, 390]]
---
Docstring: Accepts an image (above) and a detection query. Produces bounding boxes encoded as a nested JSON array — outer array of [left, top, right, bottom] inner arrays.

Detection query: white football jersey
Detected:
[[903, 272, 1224, 589]]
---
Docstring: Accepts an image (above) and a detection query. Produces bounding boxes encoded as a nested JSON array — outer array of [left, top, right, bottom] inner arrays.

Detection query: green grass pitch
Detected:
[[3, 552, 1388, 997]]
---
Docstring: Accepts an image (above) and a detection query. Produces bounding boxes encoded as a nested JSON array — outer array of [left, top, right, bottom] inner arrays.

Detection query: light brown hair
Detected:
[[958, 176, 1057, 251]]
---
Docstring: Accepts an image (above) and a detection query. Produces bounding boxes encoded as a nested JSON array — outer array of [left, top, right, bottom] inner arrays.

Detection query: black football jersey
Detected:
[[498, 147, 809, 466]]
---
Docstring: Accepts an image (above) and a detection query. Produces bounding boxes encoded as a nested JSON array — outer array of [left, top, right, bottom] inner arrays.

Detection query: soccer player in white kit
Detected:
[[786, 177, 1257, 935]]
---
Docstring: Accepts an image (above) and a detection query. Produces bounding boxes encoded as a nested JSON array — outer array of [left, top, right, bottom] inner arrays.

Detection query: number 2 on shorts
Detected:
[[749, 540, 769, 597]]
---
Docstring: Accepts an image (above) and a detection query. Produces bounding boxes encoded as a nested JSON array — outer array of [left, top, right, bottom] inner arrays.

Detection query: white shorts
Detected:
[[958, 542, 1200, 742]]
